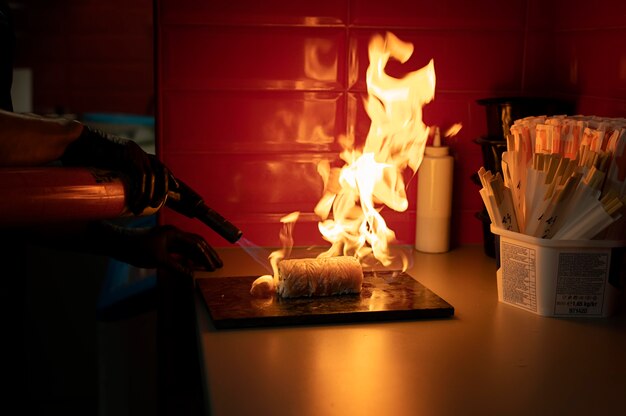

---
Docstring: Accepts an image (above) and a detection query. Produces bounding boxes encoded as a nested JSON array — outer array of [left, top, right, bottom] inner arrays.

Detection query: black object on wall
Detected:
[[476, 96, 576, 140]]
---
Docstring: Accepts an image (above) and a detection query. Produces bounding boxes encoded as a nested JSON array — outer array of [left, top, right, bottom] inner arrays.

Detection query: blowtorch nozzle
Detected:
[[166, 175, 242, 244], [194, 203, 243, 244]]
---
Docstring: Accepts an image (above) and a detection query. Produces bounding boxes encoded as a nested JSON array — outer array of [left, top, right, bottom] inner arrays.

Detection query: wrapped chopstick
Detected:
[[478, 167, 519, 232], [478, 115, 626, 241]]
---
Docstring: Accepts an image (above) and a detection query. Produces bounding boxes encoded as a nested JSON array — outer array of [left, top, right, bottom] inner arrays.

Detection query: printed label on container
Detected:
[[501, 241, 537, 312], [554, 252, 609, 316]]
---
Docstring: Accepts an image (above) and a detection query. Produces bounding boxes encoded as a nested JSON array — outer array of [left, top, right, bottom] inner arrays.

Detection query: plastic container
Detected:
[[415, 127, 454, 253], [491, 226, 625, 317]]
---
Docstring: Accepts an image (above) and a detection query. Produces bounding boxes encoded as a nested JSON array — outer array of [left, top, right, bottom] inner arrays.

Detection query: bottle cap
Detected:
[[425, 146, 449, 156], [425, 126, 449, 156]]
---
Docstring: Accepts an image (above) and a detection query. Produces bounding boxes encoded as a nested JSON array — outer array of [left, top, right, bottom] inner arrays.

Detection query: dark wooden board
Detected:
[[197, 272, 454, 329]]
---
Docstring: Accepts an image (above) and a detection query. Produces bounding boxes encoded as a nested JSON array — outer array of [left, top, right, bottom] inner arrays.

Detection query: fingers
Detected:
[[170, 230, 223, 272], [149, 156, 169, 209], [162, 257, 194, 277], [128, 170, 149, 216], [61, 125, 170, 216], [194, 235, 223, 270], [123, 142, 149, 215], [125, 144, 169, 215], [126, 225, 223, 275]]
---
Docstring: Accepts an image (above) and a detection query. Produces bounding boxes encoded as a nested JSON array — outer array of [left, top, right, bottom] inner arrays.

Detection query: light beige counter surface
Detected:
[[194, 245, 626, 416]]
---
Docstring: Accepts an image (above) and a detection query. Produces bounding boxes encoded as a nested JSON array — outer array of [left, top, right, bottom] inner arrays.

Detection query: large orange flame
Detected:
[[260, 31, 437, 282], [315, 32, 436, 268]]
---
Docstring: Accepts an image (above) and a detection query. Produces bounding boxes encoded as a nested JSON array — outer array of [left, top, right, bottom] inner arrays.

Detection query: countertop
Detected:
[[192, 245, 626, 416]]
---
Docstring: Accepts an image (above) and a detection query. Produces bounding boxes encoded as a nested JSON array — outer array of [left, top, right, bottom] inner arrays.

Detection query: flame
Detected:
[[263, 32, 437, 274], [315, 32, 436, 268], [444, 123, 463, 138], [268, 211, 300, 280]]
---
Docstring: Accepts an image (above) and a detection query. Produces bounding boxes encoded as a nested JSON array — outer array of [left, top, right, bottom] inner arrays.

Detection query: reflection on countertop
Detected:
[[192, 245, 626, 416]]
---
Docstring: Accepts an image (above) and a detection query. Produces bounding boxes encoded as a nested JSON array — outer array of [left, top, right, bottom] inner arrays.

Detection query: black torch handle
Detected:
[[165, 175, 242, 244], [194, 203, 243, 244]]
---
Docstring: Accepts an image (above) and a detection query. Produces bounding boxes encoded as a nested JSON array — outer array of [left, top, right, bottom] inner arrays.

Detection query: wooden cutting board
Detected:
[[197, 271, 454, 329]]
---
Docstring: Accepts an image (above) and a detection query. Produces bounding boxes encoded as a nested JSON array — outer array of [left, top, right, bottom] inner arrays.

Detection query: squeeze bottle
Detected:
[[415, 127, 454, 253]]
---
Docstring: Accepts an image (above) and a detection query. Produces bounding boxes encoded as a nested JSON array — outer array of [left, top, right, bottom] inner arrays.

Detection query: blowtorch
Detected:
[[0, 167, 243, 244], [166, 175, 242, 244]]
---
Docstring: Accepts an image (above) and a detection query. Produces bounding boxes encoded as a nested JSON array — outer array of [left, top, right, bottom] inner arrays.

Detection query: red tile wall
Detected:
[[12, 0, 154, 115], [156, 0, 626, 248], [552, 0, 626, 117]]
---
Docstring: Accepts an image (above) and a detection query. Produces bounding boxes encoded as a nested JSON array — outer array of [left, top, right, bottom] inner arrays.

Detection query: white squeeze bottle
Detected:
[[415, 126, 454, 253]]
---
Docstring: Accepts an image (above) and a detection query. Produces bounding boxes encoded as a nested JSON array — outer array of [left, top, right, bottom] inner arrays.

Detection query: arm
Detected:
[[0, 109, 83, 166], [23, 220, 223, 275], [1, 108, 167, 215], [1, 109, 223, 272], [89, 222, 223, 275]]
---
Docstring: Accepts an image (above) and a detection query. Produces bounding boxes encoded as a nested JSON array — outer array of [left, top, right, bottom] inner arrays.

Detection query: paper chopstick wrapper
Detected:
[[478, 168, 519, 232], [532, 172, 579, 238], [478, 115, 626, 241], [552, 194, 621, 240]]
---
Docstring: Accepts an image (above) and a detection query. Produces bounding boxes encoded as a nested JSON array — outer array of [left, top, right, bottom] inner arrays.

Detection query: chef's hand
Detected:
[[117, 225, 223, 276], [60, 125, 169, 215]]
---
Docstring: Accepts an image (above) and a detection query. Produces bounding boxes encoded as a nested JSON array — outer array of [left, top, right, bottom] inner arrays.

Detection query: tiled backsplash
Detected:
[[13, 0, 155, 114], [156, 0, 626, 248]]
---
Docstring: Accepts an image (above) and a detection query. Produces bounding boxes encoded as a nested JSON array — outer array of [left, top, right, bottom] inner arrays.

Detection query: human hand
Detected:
[[61, 125, 168, 215], [117, 225, 223, 276]]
